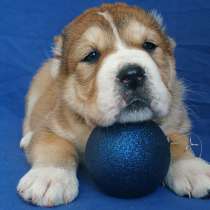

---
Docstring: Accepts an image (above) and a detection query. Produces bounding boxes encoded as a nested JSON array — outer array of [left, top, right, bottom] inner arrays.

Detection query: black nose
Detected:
[[117, 64, 145, 90]]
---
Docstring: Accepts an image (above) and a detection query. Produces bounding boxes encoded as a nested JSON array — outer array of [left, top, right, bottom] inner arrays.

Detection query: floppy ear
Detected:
[[149, 10, 176, 51], [49, 35, 64, 78], [168, 37, 176, 50], [53, 30, 74, 74], [53, 35, 63, 58], [149, 10, 165, 31]]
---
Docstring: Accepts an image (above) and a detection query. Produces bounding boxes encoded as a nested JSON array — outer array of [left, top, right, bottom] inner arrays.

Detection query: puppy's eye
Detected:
[[143, 41, 157, 52], [82, 50, 100, 64]]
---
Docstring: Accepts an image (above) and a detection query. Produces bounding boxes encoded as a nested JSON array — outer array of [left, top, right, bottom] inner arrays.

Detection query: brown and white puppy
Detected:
[[17, 3, 210, 207]]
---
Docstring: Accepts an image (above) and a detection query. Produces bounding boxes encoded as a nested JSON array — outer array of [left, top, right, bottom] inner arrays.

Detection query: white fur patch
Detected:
[[118, 107, 153, 123], [17, 166, 78, 207], [51, 36, 62, 78], [166, 157, 210, 198], [52, 36, 62, 56], [26, 90, 40, 118], [20, 131, 33, 149], [50, 58, 61, 79]]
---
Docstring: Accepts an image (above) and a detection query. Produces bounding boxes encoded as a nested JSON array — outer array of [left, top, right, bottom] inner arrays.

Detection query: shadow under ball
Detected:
[[85, 121, 170, 198]]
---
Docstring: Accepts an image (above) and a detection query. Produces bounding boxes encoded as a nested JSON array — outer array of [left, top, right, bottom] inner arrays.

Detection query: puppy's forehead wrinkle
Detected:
[[98, 11, 125, 49]]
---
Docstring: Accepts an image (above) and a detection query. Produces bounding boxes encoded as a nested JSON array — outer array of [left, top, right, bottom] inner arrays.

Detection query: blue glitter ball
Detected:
[[85, 121, 170, 198]]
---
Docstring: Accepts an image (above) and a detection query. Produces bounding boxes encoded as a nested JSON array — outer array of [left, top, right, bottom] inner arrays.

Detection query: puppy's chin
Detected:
[[117, 107, 153, 123], [94, 93, 171, 126], [96, 104, 169, 126], [115, 98, 171, 124]]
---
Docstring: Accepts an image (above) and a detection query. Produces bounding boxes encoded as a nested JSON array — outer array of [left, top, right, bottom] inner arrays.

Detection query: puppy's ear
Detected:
[[168, 37, 176, 50], [149, 10, 165, 31], [149, 10, 176, 51], [49, 35, 64, 78], [53, 35, 63, 58]]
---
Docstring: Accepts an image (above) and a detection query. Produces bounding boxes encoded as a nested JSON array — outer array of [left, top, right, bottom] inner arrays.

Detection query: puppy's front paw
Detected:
[[165, 157, 210, 198], [17, 167, 78, 207]]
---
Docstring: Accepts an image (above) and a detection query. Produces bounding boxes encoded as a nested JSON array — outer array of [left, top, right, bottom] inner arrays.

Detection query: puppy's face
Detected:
[[62, 4, 176, 126]]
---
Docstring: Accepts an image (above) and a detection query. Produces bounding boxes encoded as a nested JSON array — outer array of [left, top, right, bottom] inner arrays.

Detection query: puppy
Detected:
[[17, 3, 210, 207]]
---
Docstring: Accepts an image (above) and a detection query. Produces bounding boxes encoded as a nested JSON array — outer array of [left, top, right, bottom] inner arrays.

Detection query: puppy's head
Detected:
[[59, 3, 176, 126]]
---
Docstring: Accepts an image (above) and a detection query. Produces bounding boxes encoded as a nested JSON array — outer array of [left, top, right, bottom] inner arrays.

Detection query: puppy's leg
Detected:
[[165, 133, 210, 198], [17, 130, 79, 207]]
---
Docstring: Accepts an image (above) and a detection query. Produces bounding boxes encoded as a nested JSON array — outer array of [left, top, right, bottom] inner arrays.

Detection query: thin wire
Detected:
[[187, 134, 203, 158]]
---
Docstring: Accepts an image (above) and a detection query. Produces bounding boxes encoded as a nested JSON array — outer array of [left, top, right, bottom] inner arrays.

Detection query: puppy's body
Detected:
[[18, 3, 210, 207]]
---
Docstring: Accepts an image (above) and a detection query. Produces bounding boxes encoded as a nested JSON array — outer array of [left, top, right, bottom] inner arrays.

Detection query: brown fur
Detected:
[[27, 129, 78, 168]]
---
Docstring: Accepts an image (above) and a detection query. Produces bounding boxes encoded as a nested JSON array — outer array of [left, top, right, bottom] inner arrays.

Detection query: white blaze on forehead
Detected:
[[98, 11, 125, 49]]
